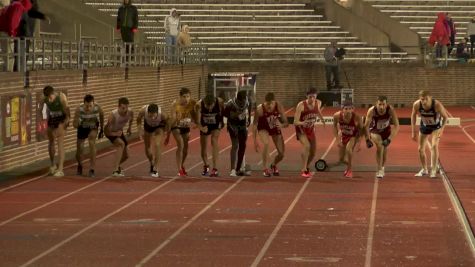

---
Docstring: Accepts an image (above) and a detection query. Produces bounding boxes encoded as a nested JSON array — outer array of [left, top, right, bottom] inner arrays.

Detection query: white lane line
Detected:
[[446, 110, 475, 144], [0, 136, 201, 227], [364, 178, 379, 267], [250, 133, 336, 267], [137, 130, 296, 267], [0, 139, 143, 193], [19, 142, 233, 267]]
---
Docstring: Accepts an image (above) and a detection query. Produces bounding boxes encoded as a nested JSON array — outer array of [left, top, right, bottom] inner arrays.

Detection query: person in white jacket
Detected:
[[163, 8, 181, 62]]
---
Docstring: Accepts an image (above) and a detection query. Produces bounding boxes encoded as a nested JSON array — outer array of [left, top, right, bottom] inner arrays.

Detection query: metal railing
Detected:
[[0, 37, 208, 72]]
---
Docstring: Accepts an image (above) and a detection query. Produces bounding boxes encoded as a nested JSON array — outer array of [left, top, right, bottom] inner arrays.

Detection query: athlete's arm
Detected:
[[195, 100, 203, 130], [60, 92, 70, 127], [316, 99, 325, 126], [277, 101, 289, 128], [126, 110, 134, 136], [410, 101, 419, 141], [332, 112, 340, 139], [364, 107, 374, 140], [72, 106, 81, 128], [388, 106, 400, 140], [136, 107, 145, 139], [98, 105, 105, 138], [435, 100, 449, 138], [293, 102, 304, 126], [105, 113, 119, 136]]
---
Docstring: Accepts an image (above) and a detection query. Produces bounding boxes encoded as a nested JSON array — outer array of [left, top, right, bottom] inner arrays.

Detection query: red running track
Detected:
[[0, 107, 474, 266]]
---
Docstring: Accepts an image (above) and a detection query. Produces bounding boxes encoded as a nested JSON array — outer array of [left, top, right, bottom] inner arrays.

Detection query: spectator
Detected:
[[467, 17, 475, 58], [164, 8, 180, 62], [428, 12, 450, 66], [446, 13, 456, 55], [14, 0, 49, 71], [456, 38, 470, 62], [177, 24, 191, 63], [116, 0, 138, 45], [0, 0, 32, 71], [324, 41, 341, 90], [0, 0, 32, 37]]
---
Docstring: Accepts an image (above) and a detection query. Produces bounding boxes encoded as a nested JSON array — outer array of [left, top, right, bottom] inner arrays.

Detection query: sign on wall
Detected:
[[1, 94, 32, 149]]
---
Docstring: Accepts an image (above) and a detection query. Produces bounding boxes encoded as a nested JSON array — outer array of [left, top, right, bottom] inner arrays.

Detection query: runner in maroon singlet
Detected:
[[364, 96, 399, 179], [332, 101, 363, 178], [253, 92, 289, 177], [294, 87, 325, 178]]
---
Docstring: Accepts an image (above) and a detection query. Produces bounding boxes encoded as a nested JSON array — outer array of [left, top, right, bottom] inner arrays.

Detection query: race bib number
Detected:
[[421, 116, 436, 126], [376, 120, 390, 130], [178, 118, 192, 128], [82, 121, 97, 128], [49, 110, 63, 118], [238, 111, 247, 121], [267, 116, 279, 129], [203, 115, 216, 125]]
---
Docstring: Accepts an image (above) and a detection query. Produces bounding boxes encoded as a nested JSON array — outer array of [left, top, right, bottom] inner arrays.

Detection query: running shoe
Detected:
[[118, 166, 125, 175], [49, 166, 57, 175], [301, 170, 311, 178], [230, 169, 237, 177], [178, 168, 187, 177], [270, 164, 280, 176], [202, 165, 210, 176], [381, 166, 385, 177], [150, 164, 154, 174], [151, 171, 160, 178], [53, 170, 64, 177], [430, 169, 437, 178], [376, 169, 384, 179], [77, 164, 83, 176], [88, 169, 95, 178], [263, 169, 271, 177], [210, 168, 219, 177], [112, 170, 124, 177], [414, 168, 428, 177], [344, 169, 353, 178], [181, 166, 188, 176]]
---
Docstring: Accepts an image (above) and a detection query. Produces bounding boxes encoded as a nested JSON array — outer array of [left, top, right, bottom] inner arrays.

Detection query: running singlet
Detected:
[[257, 103, 281, 136], [45, 94, 66, 128], [107, 108, 132, 132], [201, 98, 222, 128], [339, 112, 358, 144], [419, 99, 442, 130], [226, 98, 249, 126], [143, 105, 164, 128], [174, 100, 196, 128], [369, 106, 391, 140], [78, 104, 100, 129], [295, 100, 318, 140]]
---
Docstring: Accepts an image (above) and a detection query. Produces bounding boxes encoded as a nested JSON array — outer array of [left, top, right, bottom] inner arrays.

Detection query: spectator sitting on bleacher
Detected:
[[177, 24, 191, 64], [456, 38, 470, 62], [428, 12, 450, 66], [467, 17, 475, 58]]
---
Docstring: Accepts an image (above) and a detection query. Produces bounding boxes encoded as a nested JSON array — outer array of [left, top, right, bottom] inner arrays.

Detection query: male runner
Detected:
[[411, 90, 449, 178], [137, 103, 168, 177], [364, 96, 399, 179], [223, 90, 252, 177], [104, 97, 133, 177], [43, 85, 70, 177], [195, 94, 224, 177], [293, 87, 325, 178], [165, 87, 196, 176], [73, 94, 104, 177], [253, 92, 289, 177], [332, 101, 362, 178]]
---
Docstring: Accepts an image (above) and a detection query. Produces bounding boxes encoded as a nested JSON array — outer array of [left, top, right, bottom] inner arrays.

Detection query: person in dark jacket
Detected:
[[14, 0, 48, 71], [116, 0, 138, 43]]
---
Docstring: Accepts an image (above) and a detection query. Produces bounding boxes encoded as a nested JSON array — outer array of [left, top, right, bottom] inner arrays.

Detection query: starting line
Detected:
[[286, 116, 461, 126]]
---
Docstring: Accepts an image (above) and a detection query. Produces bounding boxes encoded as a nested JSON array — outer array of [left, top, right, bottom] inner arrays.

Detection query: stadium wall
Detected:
[[0, 64, 207, 171], [208, 62, 475, 107]]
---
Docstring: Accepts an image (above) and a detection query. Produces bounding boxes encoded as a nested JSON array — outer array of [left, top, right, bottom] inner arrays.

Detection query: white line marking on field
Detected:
[[364, 178, 379, 267], [0, 139, 195, 227]]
